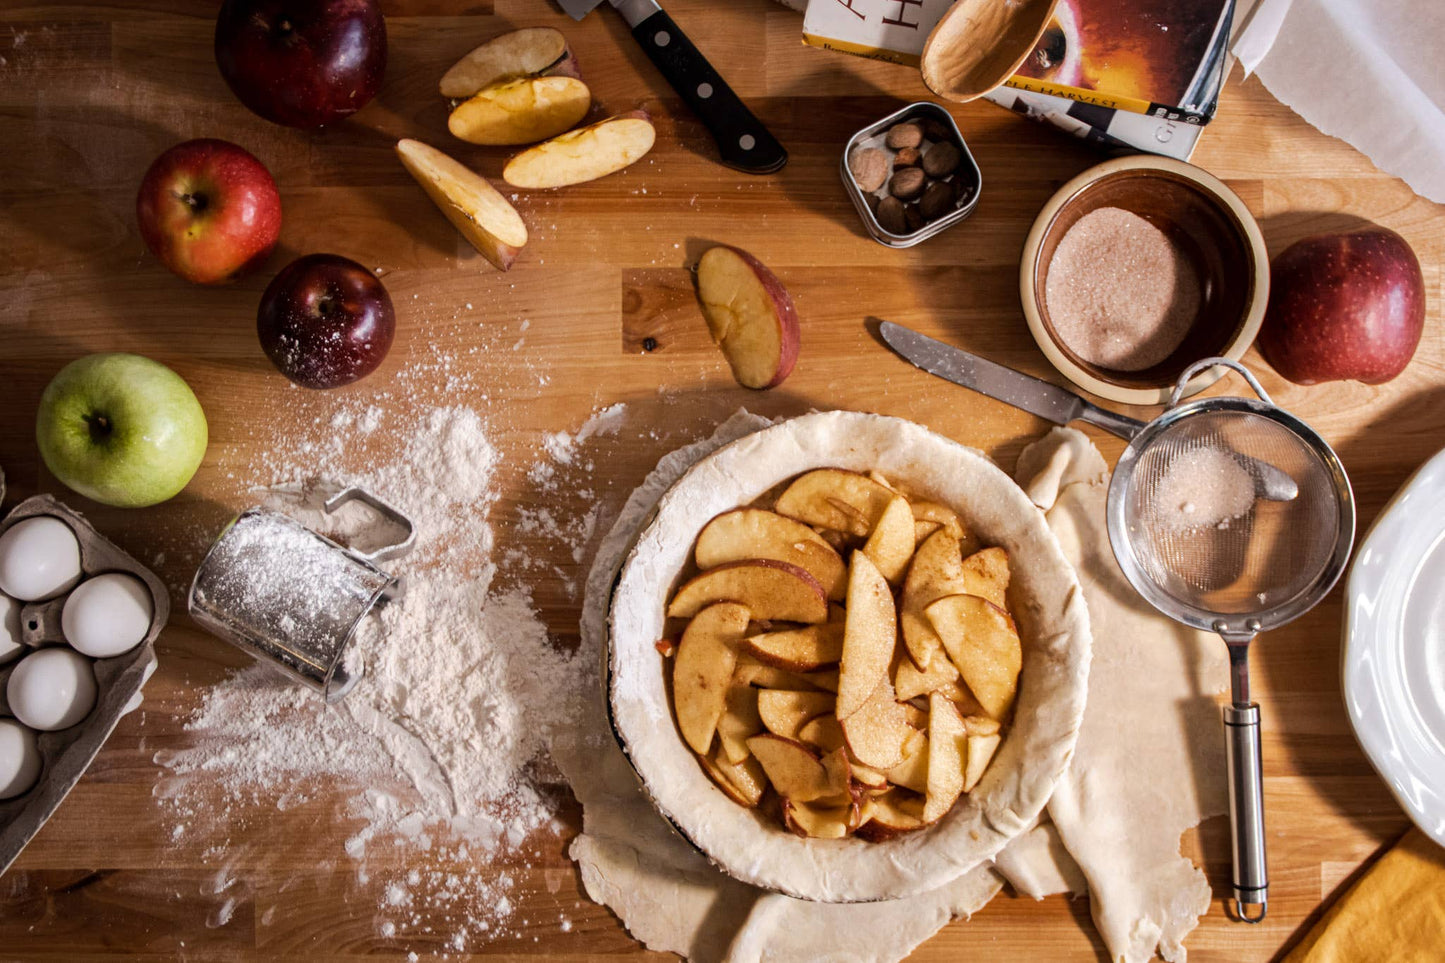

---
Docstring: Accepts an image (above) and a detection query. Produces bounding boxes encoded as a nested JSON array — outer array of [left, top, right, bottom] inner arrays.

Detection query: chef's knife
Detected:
[[557, 0, 787, 174], [878, 320, 1300, 501]]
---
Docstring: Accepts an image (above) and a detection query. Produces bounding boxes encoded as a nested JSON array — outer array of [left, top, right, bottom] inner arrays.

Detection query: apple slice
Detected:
[[783, 799, 853, 839], [502, 111, 656, 189], [837, 552, 897, 719], [695, 245, 801, 390], [672, 602, 750, 755], [926, 594, 1023, 720], [700, 745, 768, 807], [800, 668, 840, 693], [733, 654, 828, 692], [696, 509, 844, 598], [900, 527, 969, 670], [923, 691, 967, 823], [716, 684, 763, 764], [885, 728, 930, 793], [964, 715, 1001, 737], [820, 746, 853, 798], [448, 76, 591, 146], [894, 649, 961, 702], [911, 501, 964, 537], [774, 469, 896, 537], [959, 547, 1011, 609], [861, 494, 916, 586], [439, 27, 581, 100], [963, 732, 1002, 792], [667, 560, 828, 624], [797, 713, 845, 753], [395, 139, 528, 272], [757, 689, 835, 741], [744, 624, 844, 672], [855, 789, 928, 841], [914, 520, 942, 545], [839, 680, 913, 770], [850, 760, 890, 791], [747, 733, 836, 803]]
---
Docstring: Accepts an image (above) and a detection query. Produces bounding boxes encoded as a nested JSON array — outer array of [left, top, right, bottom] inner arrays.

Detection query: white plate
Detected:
[[1343, 446, 1445, 846]]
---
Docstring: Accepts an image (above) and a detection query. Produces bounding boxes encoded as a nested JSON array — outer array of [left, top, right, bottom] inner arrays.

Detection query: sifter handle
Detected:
[[1224, 703, 1268, 922]]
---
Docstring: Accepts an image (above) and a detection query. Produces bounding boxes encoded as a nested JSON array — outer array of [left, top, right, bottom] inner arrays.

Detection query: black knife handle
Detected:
[[629, 9, 787, 174]]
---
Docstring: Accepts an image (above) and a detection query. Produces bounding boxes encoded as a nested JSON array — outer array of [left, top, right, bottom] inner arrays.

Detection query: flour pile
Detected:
[[155, 403, 590, 952]]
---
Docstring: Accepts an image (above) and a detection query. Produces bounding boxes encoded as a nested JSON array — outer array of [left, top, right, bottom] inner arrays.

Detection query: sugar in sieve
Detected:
[[1106, 358, 1355, 923]]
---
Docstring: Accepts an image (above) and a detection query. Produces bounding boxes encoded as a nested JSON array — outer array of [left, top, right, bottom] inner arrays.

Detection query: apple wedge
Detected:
[[894, 649, 961, 702], [757, 689, 835, 741], [774, 469, 896, 537], [850, 761, 890, 791], [837, 552, 897, 719], [960, 547, 1011, 610], [923, 691, 967, 824], [672, 602, 750, 755], [900, 527, 969, 670], [914, 520, 942, 545], [733, 655, 827, 692], [800, 668, 840, 693], [448, 76, 591, 146], [395, 139, 528, 272], [744, 624, 844, 672], [502, 111, 656, 189], [963, 732, 1002, 792], [716, 684, 763, 764], [667, 559, 828, 624], [855, 789, 927, 841], [861, 494, 916, 586], [783, 799, 853, 839], [840, 680, 913, 770], [798, 713, 845, 754], [695, 245, 801, 390], [926, 594, 1023, 720], [700, 746, 767, 807], [439, 27, 581, 100], [695, 509, 844, 598], [886, 728, 930, 793], [746, 733, 838, 804]]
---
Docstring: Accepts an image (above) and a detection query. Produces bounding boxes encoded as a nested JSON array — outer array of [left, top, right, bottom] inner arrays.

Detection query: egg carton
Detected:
[[0, 494, 165, 877]]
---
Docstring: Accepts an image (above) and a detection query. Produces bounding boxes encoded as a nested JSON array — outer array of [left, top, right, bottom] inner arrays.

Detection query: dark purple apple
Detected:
[[257, 254, 395, 389], [1258, 228, 1426, 386], [215, 0, 387, 129]]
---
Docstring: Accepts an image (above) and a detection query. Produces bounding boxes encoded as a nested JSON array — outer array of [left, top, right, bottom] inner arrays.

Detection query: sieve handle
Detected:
[[1169, 357, 1276, 409], [1225, 703, 1268, 923]]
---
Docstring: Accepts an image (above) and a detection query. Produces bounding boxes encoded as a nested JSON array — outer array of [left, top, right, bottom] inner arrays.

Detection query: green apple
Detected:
[[36, 353, 208, 508]]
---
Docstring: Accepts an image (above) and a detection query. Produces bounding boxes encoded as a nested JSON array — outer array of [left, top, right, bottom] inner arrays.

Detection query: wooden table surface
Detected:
[[2, 0, 1441, 959]]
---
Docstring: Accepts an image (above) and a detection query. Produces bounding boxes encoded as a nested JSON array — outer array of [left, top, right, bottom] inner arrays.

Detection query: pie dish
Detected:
[[607, 411, 1093, 901]]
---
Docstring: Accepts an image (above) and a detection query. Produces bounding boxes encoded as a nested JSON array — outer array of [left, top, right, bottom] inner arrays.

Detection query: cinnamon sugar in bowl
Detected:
[[1020, 156, 1269, 406]]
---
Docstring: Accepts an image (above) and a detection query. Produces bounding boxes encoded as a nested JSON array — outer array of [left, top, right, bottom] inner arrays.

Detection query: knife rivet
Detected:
[[653, 30, 670, 47], [739, 134, 756, 150], [697, 82, 713, 99]]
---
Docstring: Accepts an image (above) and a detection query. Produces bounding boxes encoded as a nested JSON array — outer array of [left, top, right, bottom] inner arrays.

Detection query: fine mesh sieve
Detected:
[[1107, 359, 1355, 924]]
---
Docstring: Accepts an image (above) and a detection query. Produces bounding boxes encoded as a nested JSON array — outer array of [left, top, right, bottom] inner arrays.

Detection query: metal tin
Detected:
[[841, 101, 983, 248]]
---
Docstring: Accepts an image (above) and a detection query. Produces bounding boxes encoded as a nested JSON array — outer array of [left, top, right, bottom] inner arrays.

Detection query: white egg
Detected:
[[7, 647, 97, 731], [62, 573, 154, 658], [0, 593, 22, 665], [0, 516, 83, 602], [0, 717, 42, 800]]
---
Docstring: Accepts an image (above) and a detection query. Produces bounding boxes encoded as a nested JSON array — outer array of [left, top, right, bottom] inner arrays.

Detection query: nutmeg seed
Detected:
[[888, 166, 926, 200], [848, 146, 889, 193], [875, 195, 909, 235], [922, 141, 962, 178], [884, 122, 924, 150]]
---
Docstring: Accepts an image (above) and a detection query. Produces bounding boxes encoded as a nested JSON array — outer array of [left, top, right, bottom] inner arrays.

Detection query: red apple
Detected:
[[1258, 228, 1426, 386], [136, 139, 282, 285], [257, 254, 395, 389], [215, 0, 387, 129]]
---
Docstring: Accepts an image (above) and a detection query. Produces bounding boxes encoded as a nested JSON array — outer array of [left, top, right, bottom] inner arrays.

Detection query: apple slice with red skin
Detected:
[[716, 684, 762, 765], [694, 245, 801, 390], [502, 111, 655, 189], [861, 494, 916, 586], [439, 26, 581, 100], [733, 654, 830, 693], [900, 527, 969, 671], [797, 713, 845, 753], [672, 602, 750, 755], [757, 689, 834, 741], [695, 509, 845, 599], [839, 680, 913, 770], [774, 469, 896, 537], [837, 551, 897, 719], [782, 799, 854, 839], [448, 75, 591, 146], [746, 733, 838, 804], [396, 139, 528, 272], [743, 624, 843, 672], [855, 789, 928, 841], [699, 745, 768, 807], [668, 559, 828, 624], [927, 593, 1022, 721]]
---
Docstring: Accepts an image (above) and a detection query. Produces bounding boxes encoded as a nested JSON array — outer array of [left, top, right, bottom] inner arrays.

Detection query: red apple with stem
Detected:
[[257, 254, 395, 389], [215, 0, 387, 129], [136, 139, 282, 285]]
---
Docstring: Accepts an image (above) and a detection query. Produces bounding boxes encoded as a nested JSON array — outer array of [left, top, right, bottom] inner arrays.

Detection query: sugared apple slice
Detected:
[[783, 799, 853, 839], [914, 520, 942, 545], [717, 684, 762, 764], [911, 501, 965, 539], [744, 623, 844, 672], [733, 655, 829, 693], [448, 76, 591, 146], [862, 494, 916, 586], [960, 547, 1011, 610], [695, 245, 801, 390], [797, 713, 845, 753], [963, 732, 1002, 792], [700, 746, 767, 807], [855, 789, 928, 841], [926, 593, 1022, 720], [502, 112, 656, 189], [894, 648, 961, 702], [837, 552, 897, 718], [696, 509, 844, 598], [923, 691, 967, 823], [672, 602, 749, 755], [850, 760, 890, 791], [800, 668, 840, 693], [757, 689, 834, 741], [746, 733, 835, 803], [774, 469, 896, 537], [839, 680, 913, 770], [395, 139, 528, 272], [900, 527, 969, 670], [886, 728, 930, 793], [667, 560, 828, 624], [439, 27, 580, 99]]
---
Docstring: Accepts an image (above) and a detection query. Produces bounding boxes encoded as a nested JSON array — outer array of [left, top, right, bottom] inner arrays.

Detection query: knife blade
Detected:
[[554, 0, 787, 174]]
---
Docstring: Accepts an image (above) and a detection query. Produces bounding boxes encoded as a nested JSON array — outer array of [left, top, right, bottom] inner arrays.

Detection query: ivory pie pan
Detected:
[[1020, 156, 1269, 406], [606, 411, 1092, 902]]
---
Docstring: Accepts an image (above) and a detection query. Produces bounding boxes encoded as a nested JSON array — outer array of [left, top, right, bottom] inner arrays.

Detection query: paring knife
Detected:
[[557, 0, 787, 174], [878, 321, 1300, 501]]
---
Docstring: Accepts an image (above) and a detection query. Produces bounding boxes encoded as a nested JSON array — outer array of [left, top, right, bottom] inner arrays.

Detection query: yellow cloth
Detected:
[[1285, 829, 1445, 963]]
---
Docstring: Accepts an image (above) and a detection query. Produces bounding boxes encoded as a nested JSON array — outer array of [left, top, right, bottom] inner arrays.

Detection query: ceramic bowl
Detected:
[[1019, 156, 1269, 406]]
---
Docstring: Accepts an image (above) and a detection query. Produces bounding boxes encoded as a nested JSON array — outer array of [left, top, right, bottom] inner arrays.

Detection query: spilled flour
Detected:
[[155, 403, 593, 955]]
